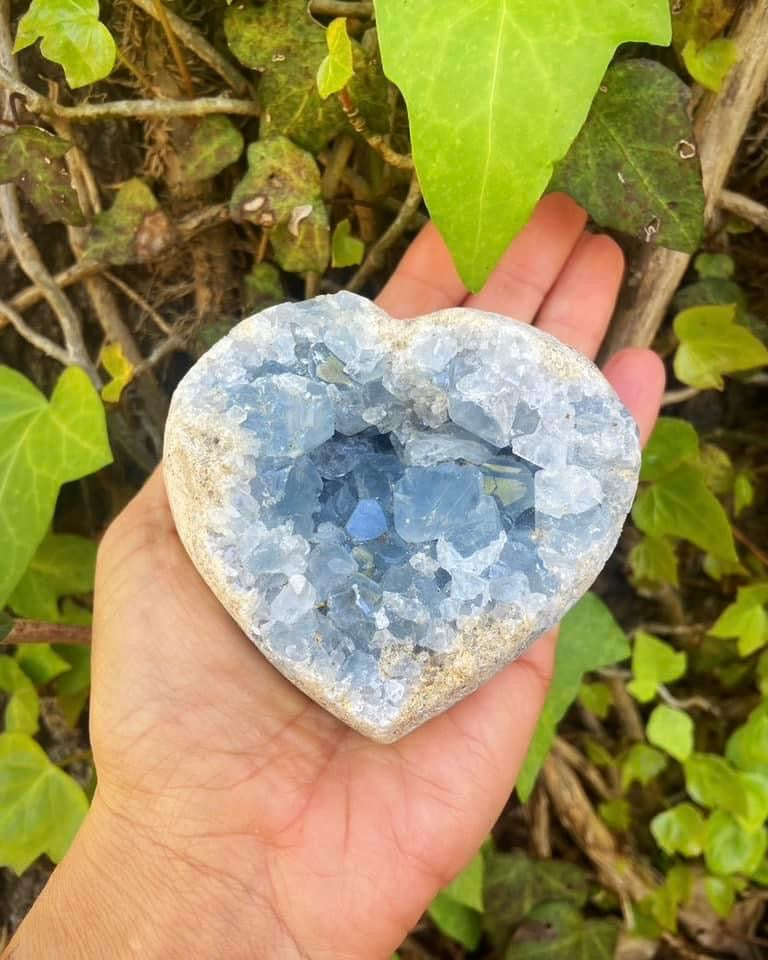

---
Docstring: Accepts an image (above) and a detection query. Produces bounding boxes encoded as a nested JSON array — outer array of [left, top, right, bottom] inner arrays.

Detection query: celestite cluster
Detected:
[[164, 293, 640, 741]]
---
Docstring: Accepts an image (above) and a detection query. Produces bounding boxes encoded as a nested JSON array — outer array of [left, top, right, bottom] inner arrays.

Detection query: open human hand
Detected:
[[8, 194, 664, 960]]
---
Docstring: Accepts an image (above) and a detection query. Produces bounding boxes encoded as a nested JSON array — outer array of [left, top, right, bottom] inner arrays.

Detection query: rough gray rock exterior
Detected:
[[164, 292, 640, 741]]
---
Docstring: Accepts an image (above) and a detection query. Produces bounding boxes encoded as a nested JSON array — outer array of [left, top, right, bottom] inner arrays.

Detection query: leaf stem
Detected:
[[337, 87, 413, 170]]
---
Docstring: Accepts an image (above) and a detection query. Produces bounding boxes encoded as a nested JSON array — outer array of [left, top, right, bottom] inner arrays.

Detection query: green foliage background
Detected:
[[1, 0, 767, 955]]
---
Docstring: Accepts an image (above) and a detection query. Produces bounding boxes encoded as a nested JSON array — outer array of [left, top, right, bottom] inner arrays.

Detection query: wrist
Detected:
[[6, 791, 304, 960]]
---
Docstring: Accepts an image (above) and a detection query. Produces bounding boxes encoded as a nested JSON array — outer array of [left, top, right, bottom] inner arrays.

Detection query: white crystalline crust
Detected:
[[164, 292, 640, 741]]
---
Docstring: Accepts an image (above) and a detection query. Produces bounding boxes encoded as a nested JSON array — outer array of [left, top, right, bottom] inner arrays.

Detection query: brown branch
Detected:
[[719, 188, 768, 233], [338, 88, 413, 170], [0, 67, 259, 120], [2, 619, 91, 646], [310, 0, 373, 17], [604, 0, 768, 357], [151, 0, 195, 98], [129, 0, 254, 96], [347, 172, 422, 291]]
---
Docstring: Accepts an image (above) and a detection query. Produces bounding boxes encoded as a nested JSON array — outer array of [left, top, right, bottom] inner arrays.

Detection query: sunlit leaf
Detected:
[[331, 218, 364, 267], [628, 631, 687, 703], [682, 37, 739, 92], [374, 0, 671, 290], [674, 303, 768, 390], [705, 810, 767, 877], [0, 657, 39, 735], [0, 366, 111, 609], [647, 705, 694, 762], [651, 802, 706, 856], [0, 732, 88, 874], [709, 583, 768, 657], [14, 0, 116, 88], [317, 18, 354, 99], [99, 343, 135, 404]]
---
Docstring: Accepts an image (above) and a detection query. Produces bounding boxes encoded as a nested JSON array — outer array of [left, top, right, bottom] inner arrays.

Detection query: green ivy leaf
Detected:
[[727, 713, 768, 776], [428, 892, 483, 950], [14, 0, 116, 89], [651, 803, 707, 856], [242, 262, 284, 315], [695, 252, 735, 279], [0, 127, 84, 225], [375, 0, 671, 290], [505, 901, 619, 960], [225, 0, 386, 153], [705, 810, 767, 877], [9, 533, 97, 622], [55, 643, 91, 727], [684, 752, 740, 811], [179, 116, 245, 182], [629, 536, 679, 588], [704, 874, 738, 918], [682, 37, 740, 92], [551, 59, 704, 253], [0, 366, 112, 609], [598, 798, 630, 832], [83, 179, 176, 266], [733, 471, 755, 517], [646, 864, 692, 932], [709, 583, 768, 657], [517, 594, 629, 801], [331, 218, 364, 267], [15, 645, 71, 687], [578, 681, 613, 719], [639, 417, 700, 483], [647, 705, 694, 762], [673, 303, 768, 390], [0, 657, 39, 735], [627, 631, 687, 703], [317, 18, 354, 99], [699, 444, 734, 494], [633, 464, 738, 562], [0, 732, 88, 874], [736, 772, 768, 833], [231, 138, 330, 274], [483, 851, 588, 947]]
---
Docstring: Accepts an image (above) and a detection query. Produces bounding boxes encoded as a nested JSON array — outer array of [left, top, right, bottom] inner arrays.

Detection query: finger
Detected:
[[463, 193, 587, 320], [376, 222, 467, 319], [604, 347, 666, 445], [535, 233, 625, 358]]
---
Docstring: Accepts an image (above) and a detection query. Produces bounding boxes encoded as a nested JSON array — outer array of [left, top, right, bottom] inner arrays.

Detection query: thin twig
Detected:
[[719, 188, 768, 233], [662, 385, 701, 406], [338, 88, 414, 170], [605, 673, 645, 743], [321, 134, 356, 200], [0, 67, 259, 120], [133, 334, 185, 374], [733, 526, 768, 567], [310, 0, 373, 17], [637, 622, 708, 636], [129, 0, 254, 95], [103, 270, 174, 336], [0, 298, 71, 363], [2, 619, 91, 646], [347, 172, 422, 291], [553, 736, 612, 800], [657, 684, 719, 715], [0, 4, 97, 380], [151, 0, 195, 97]]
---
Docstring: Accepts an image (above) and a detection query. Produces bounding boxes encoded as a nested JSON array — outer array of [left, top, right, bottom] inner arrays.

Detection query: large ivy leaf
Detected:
[[0, 127, 83, 225], [516, 593, 630, 801], [14, 0, 116, 89], [231, 138, 330, 273], [0, 366, 112, 608], [83, 179, 176, 266], [674, 304, 768, 390], [374, 0, 671, 290], [484, 851, 587, 947], [225, 0, 387, 153], [179, 116, 245, 183], [0, 657, 39, 735], [705, 810, 767, 878], [9, 533, 97, 622], [633, 463, 738, 561], [0, 732, 88, 874], [506, 901, 619, 960], [552, 60, 704, 252]]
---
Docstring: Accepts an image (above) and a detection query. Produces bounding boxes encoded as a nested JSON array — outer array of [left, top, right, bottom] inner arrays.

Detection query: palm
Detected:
[[90, 195, 663, 959]]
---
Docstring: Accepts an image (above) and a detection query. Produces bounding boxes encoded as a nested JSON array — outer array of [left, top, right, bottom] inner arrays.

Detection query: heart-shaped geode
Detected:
[[164, 292, 640, 741]]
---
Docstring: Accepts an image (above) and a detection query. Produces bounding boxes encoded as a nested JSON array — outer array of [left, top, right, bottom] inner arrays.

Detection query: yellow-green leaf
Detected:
[[647, 705, 694, 762], [709, 583, 768, 657], [628, 631, 687, 703], [0, 657, 39, 735], [317, 18, 354, 99], [99, 342, 135, 404], [674, 303, 768, 390], [0, 366, 112, 609], [331, 218, 364, 267], [682, 37, 740, 92], [0, 732, 88, 874]]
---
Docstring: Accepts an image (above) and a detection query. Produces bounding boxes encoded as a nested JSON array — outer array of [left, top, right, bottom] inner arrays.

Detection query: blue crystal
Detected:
[[393, 464, 482, 543], [346, 499, 388, 540]]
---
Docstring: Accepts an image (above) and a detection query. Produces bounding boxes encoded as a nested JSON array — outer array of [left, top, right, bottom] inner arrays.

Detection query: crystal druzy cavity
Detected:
[[164, 293, 641, 741]]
